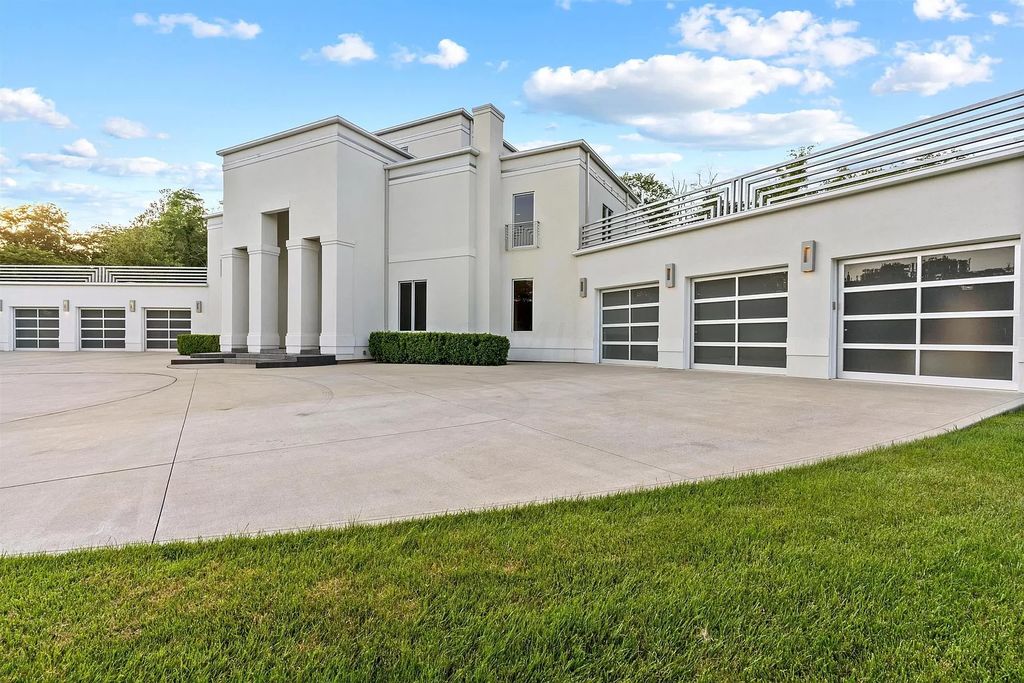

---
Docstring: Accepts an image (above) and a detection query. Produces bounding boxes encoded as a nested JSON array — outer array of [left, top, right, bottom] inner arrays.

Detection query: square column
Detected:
[[319, 238, 355, 357], [220, 248, 248, 352], [247, 243, 281, 352], [285, 238, 321, 353]]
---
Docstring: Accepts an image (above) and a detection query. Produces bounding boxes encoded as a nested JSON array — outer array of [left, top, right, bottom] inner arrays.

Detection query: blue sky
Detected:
[[2, 0, 1022, 230]]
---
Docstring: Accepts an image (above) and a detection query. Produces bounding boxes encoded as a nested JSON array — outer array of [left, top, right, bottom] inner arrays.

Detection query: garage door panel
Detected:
[[844, 257, 917, 286], [694, 301, 734, 320], [739, 271, 788, 296], [920, 317, 1014, 346], [843, 319, 916, 344], [146, 309, 191, 351], [738, 346, 786, 368], [695, 324, 734, 343], [920, 350, 1013, 381], [738, 296, 787, 320], [844, 289, 917, 315], [922, 246, 1015, 281], [15, 308, 61, 350], [694, 346, 735, 365], [695, 278, 734, 299], [79, 308, 126, 351], [921, 282, 1014, 312], [739, 322, 787, 343]]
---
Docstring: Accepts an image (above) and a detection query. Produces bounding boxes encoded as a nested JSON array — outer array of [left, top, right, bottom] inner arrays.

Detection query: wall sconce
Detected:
[[579, 277, 588, 298], [801, 240, 816, 273], [0, 299, 3, 311], [62, 299, 70, 312], [665, 263, 676, 288], [195, 300, 203, 313], [129, 300, 136, 313]]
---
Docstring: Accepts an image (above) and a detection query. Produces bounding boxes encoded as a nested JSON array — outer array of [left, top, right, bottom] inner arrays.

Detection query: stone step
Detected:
[[186, 351, 338, 369], [170, 357, 225, 365]]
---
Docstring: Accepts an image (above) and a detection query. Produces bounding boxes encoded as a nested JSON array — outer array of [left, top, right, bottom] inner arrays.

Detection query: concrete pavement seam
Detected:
[[151, 369, 198, 543]]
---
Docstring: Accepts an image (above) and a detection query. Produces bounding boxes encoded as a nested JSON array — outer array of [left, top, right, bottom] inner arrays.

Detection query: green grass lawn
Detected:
[[3, 410, 1023, 681]]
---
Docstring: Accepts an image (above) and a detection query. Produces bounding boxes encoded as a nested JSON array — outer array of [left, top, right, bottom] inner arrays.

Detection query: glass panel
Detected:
[[81, 339, 103, 349], [739, 271, 787, 296], [148, 319, 169, 329], [630, 326, 658, 342], [106, 340, 126, 349], [513, 192, 534, 224], [844, 258, 917, 287], [602, 344, 629, 360], [738, 346, 786, 368], [738, 297, 787, 320], [602, 327, 629, 342], [630, 287, 659, 305], [39, 308, 59, 318], [738, 322, 787, 343], [695, 301, 734, 321], [922, 246, 1014, 281], [399, 282, 412, 331], [630, 345, 658, 361], [920, 350, 1013, 381], [920, 317, 1014, 346], [39, 340, 59, 348], [38, 329, 59, 339], [147, 310, 169, 320], [694, 346, 735, 365], [169, 320, 190, 330], [169, 310, 191, 319], [414, 281, 427, 331], [694, 278, 735, 300], [15, 329, 36, 338], [81, 309, 102, 318], [103, 309, 125, 318], [80, 329, 103, 339], [843, 348, 916, 375], [104, 329, 125, 339], [694, 323, 734, 343], [80, 319, 103, 328], [16, 340, 38, 349], [15, 319, 36, 328], [38, 319, 59, 328], [15, 309, 37, 318], [602, 290, 629, 307], [921, 282, 1014, 313], [630, 306, 658, 323], [602, 308, 629, 324], [512, 280, 533, 332], [844, 288, 916, 316], [843, 319, 916, 345]]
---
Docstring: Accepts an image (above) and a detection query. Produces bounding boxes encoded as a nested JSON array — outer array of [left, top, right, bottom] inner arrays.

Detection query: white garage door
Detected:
[[14, 308, 60, 350], [692, 268, 788, 372], [839, 241, 1019, 389], [601, 284, 659, 364], [80, 308, 126, 350], [146, 308, 191, 350]]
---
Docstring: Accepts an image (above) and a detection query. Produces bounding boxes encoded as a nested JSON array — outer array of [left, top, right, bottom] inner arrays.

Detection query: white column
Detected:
[[319, 238, 355, 357], [247, 244, 280, 352], [220, 248, 248, 352], [285, 238, 321, 353]]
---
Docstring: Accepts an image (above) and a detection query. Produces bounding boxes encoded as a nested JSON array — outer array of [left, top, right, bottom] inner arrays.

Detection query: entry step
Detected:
[[170, 351, 339, 368]]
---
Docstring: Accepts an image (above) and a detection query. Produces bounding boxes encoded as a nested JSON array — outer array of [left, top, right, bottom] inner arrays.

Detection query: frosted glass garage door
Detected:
[[692, 268, 788, 372], [80, 308, 126, 350], [146, 309, 191, 350], [14, 308, 60, 349], [839, 241, 1019, 389], [601, 285, 659, 364]]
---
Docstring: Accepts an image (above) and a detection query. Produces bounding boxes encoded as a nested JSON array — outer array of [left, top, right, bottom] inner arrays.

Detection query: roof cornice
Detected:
[[217, 116, 413, 159], [501, 140, 639, 203], [374, 108, 473, 136]]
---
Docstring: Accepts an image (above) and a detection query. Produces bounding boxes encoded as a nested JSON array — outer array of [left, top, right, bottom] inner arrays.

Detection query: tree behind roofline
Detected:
[[619, 172, 674, 206], [0, 203, 91, 264]]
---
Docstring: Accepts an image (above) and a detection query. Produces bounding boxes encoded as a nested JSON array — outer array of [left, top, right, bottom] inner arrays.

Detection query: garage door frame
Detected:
[[79, 307, 126, 351], [13, 307, 61, 351], [599, 282, 660, 366], [837, 239, 1020, 390], [145, 308, 192, 351]]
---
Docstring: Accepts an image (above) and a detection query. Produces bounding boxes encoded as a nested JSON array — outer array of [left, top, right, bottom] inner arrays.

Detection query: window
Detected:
[[513, 192, 534, 224], [602, 204, 614, 219], [512, 279, 533, 331], [508, 192, 538, 249], [399, 280, 426, 331]]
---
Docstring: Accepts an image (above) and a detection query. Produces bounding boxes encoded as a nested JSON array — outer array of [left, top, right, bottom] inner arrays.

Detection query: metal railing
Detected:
[[506, 220, 540, 250], [580, 89, 1024, 249], [0, 265, 207, 285]]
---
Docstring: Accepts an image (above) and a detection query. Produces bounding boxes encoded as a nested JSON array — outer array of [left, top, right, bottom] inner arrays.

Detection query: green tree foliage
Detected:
[[619, 172, 675, 205], [0, 189, 209, 266]]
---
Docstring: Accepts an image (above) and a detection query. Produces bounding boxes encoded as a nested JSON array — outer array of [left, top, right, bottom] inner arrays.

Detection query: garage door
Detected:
[[80, 308, 125, 350], [601, 284, 659, 364], [692, 268, 788, 372], [14, 308, 60, 350], [839, 241, 1019, 389], [146, 308, 191, 350]]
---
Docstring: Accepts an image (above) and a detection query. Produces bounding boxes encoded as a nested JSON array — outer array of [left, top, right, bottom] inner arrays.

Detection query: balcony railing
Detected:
[[0, 265, 207, 285], [580, 89, 1024, 250], [506, 220, 540, 250]]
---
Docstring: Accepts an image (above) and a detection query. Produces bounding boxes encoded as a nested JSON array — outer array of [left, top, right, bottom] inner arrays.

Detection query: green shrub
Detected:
[[368, 331, 509, 366], [176, 333, 220, 355]]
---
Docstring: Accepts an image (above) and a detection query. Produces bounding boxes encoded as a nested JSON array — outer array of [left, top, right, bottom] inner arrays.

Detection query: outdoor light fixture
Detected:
[[801, 240, 816, 272], [0, 299, 3, 311], [196, 300, 203, 313], [62, 299, 70, 312], [665, 263, 676, 288], [129, 299, 136, 312], [579, 277, 587, 297]]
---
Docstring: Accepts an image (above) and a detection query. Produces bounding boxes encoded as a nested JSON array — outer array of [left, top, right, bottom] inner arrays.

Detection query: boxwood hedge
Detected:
[[176, 333, 220, 355], [368, 331, 509, 366]]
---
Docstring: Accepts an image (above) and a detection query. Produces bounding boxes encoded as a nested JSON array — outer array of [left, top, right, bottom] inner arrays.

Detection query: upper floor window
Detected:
[[507, 192, 538, 250], [513, 192, 534, 224], [399, 280, 426, 331], [602, 204, 614, 219]]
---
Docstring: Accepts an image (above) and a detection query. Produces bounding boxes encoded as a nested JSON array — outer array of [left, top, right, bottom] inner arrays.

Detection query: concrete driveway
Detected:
[[2, 353, 1021, 554]]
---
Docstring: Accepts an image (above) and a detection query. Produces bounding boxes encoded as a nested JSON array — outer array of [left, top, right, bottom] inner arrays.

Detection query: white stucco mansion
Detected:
[[2, 90, 1022, 391]]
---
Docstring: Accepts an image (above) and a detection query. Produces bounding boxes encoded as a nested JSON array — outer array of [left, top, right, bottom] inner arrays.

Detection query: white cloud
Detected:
[[317, 33, 377, 64], [61, 138, 98, 158], [1, 176, 16, 188], [630, 109, 863, 148], [835, 0, 855, 7], [102, 117, 168, 140], [488, 59, 510, 72], [800, 69, 834, 93], [913, 0, 972, 21], [0, 87, 72, 128], [390, 45, 417, 66], [676, 5, 876, 67], [604, 151, 684, 170], [557, 0, 631, 9], [133, 12, 261, 39], [19, 151, 218, 187], [872, 36, 997, 96], [420, 39, 469, 69], [989, 11, 1009, 24]]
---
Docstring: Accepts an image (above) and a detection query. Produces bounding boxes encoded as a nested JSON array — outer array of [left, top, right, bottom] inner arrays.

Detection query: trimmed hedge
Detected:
[[368, 331, 509, 366], [176, 333, 220, 355]]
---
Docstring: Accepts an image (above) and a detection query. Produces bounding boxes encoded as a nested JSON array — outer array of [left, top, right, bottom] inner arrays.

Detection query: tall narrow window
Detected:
[[602, 204, 614, 219], [513, 279, 533, 332], [513, 192, 534, 225], [399, 280, 427, 331]]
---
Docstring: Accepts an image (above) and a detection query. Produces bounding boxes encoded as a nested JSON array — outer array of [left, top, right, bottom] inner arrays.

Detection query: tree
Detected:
[[756, 145, 815, 206], [620, 172, 674, 205], [0, 204, 92, 264]]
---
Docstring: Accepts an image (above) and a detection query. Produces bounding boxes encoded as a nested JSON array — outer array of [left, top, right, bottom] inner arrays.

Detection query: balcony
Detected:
[[505, 220, 540, 250], [579, 89, 1024, 250], [0, 265, 207, 285]]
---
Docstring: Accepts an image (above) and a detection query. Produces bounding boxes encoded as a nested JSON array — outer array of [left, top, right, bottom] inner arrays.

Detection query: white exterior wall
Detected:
[[376, 110, 473, 158], [574, 156, 1024, 383], [0, 284, 208, 352]]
